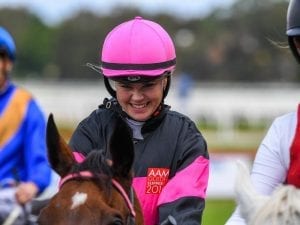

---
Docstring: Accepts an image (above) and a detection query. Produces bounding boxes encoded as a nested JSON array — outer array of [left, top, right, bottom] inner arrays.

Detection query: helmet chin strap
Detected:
[[288, 36, 300, 64], [163, 76, 171, 99], [104, 76, 116, 98]]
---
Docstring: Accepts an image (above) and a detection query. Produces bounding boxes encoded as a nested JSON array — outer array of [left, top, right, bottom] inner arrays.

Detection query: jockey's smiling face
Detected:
[[115, 77, 167, 122], [0, 52, 12, 90]]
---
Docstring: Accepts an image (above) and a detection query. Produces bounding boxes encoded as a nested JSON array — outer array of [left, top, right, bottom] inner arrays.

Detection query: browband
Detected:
[[59, 171, 136, 218]]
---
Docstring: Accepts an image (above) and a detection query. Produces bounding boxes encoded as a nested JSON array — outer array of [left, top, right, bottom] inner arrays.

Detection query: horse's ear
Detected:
[[109, 116, 134, 178], [47, 113, 75, 177]]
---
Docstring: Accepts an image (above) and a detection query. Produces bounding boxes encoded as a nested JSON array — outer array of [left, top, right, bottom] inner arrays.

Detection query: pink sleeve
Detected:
[[158, 156, 209, 205]]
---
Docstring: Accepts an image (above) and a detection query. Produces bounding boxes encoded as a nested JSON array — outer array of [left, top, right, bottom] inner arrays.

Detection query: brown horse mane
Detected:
[[67, 150, 113, 193], [72, 150, 111, 176]]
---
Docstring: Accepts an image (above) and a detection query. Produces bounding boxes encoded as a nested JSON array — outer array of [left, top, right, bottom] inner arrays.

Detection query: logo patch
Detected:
[[146, 168, 170, 194]]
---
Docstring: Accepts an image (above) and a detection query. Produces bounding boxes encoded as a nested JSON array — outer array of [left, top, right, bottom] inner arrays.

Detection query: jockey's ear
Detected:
[[109, 116, 134, 179], [46, 113, 75, 177]]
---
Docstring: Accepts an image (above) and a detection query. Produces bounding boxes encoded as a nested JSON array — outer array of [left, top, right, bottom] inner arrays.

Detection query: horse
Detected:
[[234, 161, 300, 225], [37, 114, 144, 225]]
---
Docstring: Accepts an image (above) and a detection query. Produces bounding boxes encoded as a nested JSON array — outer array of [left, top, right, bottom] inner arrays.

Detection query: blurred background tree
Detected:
[[0, 0, 296, 82]]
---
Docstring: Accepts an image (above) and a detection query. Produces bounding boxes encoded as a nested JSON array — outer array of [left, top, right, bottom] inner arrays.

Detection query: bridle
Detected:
[[59, 171, 136, 225]]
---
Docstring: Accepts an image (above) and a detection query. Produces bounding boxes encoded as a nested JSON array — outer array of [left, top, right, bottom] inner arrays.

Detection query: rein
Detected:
[[59, 171, 136, 221]]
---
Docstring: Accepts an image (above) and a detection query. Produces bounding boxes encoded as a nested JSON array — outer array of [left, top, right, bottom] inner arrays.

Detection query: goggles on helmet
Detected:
[[110, 72, 171, 84]]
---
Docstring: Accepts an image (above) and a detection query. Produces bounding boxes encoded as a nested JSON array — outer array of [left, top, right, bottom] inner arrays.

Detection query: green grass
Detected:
[[202, 198, 236, 225]]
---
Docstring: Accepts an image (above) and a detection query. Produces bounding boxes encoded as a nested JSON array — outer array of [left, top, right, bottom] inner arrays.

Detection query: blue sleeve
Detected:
[[23, 100, 51, 193]]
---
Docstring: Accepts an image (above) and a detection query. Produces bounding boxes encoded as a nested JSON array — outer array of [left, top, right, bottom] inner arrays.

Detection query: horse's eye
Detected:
[[109, 217, 123, 225]]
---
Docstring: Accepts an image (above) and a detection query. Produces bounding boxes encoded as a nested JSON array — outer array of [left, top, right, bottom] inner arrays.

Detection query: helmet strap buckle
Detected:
[[106, 101, 112, 109]]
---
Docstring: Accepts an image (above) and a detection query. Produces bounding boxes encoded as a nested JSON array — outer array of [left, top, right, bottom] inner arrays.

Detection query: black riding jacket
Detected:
[[69, 98, 209, 225]]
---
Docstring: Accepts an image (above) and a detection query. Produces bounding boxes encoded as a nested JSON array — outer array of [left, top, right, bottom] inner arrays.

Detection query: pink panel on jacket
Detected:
[[157, 156, 209, 205], [133, 177, 158, 225], [132, 156, 209, 225], [73, 152, 85, 163]]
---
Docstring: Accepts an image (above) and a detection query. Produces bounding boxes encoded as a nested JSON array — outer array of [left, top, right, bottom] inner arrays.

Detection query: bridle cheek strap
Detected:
[[59, 171, 136, 218], [111, 179, 136, 217]]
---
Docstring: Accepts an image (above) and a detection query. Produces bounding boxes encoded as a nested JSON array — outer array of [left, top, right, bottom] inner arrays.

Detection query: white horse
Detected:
[[235, 161, 300, 225]]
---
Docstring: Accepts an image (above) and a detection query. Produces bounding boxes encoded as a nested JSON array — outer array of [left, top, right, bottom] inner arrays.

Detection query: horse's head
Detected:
[[38, 114, 143, 225], [235, 161, 300, 225]]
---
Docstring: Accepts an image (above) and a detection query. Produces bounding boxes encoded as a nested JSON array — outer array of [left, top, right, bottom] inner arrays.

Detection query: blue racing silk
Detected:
[[0, 82, 51, 193]]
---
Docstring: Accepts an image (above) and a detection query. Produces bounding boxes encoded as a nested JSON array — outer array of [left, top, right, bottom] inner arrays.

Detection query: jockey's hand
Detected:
[[15, 182, 39, 204]]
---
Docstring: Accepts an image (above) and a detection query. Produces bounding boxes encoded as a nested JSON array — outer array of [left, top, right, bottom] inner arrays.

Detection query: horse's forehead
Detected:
[[40, 179, 138, 224], [59, 180, 125, 207], [40, 185, 110, 222], [71, 192, 88, 209], [48, 181, 104, 208]]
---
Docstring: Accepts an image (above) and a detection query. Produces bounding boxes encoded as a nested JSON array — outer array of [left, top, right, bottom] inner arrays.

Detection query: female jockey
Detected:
[[0, 27, 51, 224], [69, 16, 209, 225], [226, 0, 300, 224]]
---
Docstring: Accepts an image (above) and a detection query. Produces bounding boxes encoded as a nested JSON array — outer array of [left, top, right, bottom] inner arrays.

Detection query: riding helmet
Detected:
[[0, 27, 16, 62], [100, 16, 176, 98], [287, 0, 300, 63]]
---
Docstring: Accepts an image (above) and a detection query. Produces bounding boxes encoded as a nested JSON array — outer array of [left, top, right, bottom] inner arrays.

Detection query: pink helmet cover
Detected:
[[101, 16, 176, 77]]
